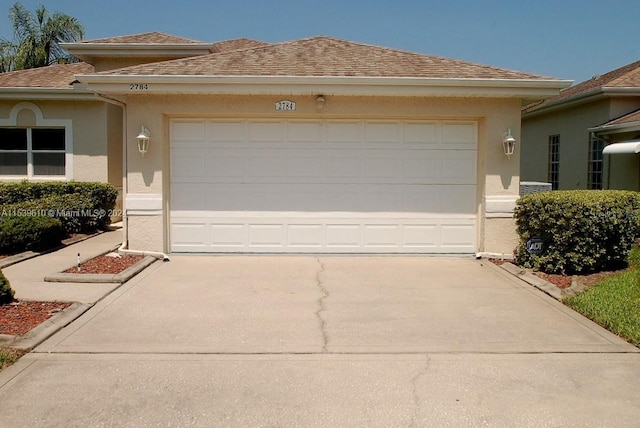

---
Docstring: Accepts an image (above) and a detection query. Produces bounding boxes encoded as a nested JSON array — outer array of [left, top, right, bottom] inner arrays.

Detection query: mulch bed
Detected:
[[0, 301, 71, 336], [1, 251, 144, 337], [63, 253, 144, 274], [534, 269, 624, 289], [490, 259, 626, 290]]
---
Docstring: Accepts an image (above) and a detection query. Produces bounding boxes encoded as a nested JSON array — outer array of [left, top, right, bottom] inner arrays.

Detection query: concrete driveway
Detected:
[[1, 256, 639, 427]]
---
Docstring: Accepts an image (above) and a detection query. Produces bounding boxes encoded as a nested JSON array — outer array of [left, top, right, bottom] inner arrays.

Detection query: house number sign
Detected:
[[275, 100, 296, 111]]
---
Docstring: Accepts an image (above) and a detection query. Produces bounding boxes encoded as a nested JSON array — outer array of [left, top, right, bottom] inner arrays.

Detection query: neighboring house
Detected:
[[522, 61, 640, 191], [1, 32, 570, 255]]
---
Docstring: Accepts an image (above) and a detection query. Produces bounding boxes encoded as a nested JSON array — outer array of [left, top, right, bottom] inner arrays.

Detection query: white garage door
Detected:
[[170, 119, 477, 253]]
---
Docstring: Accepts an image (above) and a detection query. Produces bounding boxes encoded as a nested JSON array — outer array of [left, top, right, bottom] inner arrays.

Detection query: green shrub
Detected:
[[0, 270, 15, 304], [0, 215, 64, 253], [0, 194, 95, 234], [0, 181, 117, 229], [514, 190, 640, 274]]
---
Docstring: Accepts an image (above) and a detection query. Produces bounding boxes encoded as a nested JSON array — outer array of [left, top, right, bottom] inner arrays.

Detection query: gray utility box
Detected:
[[520, 181, 552, 196]]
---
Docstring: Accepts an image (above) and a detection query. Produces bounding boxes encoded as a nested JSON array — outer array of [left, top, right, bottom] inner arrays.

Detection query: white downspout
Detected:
[[96, 94, 169, 261], [475, 252, 514, 260]]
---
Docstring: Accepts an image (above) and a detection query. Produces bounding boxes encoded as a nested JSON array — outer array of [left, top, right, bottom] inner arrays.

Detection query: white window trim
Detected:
[[0, 102, 73, 181]]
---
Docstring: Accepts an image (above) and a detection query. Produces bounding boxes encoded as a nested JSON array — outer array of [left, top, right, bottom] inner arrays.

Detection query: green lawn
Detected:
[[564, 247, 640, 346]]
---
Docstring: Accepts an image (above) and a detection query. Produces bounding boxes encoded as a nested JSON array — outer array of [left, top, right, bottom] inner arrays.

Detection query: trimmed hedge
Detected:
[[0, 215, 64, 253], [0, 269, 14, 304], [0, 194, 95, 234], [0, 181, 117, 229], [514, 190, 640, 274]]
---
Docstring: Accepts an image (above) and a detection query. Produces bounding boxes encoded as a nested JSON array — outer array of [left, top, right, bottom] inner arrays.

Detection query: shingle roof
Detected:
[[525, 60, 640, 111], [598, 108, 640, 128], [98, 36, 554, 79], [80, 31, 205, 45], [211, 38, 271, 53], [0, 62, 94, 88]]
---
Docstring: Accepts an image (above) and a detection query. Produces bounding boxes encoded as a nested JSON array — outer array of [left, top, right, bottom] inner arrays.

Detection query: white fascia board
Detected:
[[523, 87, 640, 119], [601, 87, 640, 96], [76, 74, 572, 98], [0, 88, 98, 101], [589, 121, 640, 135]]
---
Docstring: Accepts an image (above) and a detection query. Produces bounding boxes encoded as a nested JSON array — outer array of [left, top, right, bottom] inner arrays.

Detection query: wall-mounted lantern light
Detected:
[[502, 129, 516, 158], [136, 126, 150, 156], [316, 95, 325, 111]]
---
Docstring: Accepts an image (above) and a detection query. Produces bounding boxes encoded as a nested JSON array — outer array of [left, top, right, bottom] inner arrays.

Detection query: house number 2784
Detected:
[[129, 83, 149, 90]]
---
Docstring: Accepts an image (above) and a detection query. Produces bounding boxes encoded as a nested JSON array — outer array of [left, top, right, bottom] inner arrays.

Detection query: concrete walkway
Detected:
[[2, 230, 124, 304], [1, 252, 640, 426]]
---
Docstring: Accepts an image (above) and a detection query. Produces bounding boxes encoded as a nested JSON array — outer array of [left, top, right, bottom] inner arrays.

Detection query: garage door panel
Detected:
[[170, 119, 477, 253], [364, 224, 402, 247], [206, 121, 247, 142], [175, 183, 473, 214], [248, 121, 284, 142], [442, 224, 476, 248], [326, 122, 361, 144], [404, 122, 439, 145], [442, 123, 477, 148], [289, 224, 323, 248], [170, 216, 476, 253], [171, 120, 206, 141], [171, 151, 207, 178], [441, 151, 477, 183], [287, 121, 324, 142], [364, 122, 400, 144]]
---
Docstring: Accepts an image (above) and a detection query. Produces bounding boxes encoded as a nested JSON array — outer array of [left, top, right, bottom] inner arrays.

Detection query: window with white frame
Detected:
[[548, 134, 560, 190], [0, 127, 66, 177], [587, 135, 604, 190]]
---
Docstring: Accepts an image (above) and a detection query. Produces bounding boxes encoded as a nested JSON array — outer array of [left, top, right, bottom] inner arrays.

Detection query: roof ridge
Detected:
[[81, 31, 205, 45], [268, 35, 555, 79]]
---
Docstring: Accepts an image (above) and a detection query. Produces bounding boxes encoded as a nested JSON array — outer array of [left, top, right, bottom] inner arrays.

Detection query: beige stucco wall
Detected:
[[521, 99, 610, 189], [122, 94, 522, 253], [522, 96, 640, 191], [0, 99, 113, 183]]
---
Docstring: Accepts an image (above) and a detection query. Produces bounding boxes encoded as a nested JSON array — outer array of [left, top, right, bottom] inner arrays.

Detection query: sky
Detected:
[[0, 0, 639, 84]]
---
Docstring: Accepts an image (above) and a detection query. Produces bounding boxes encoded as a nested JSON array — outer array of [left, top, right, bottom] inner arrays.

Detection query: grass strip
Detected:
[[565, 248, 640, 346]]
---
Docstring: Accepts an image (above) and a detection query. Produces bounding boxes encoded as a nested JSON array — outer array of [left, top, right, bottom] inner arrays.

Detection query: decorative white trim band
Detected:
[[125, 193, 163, 216], [485, 195, 518, 218]]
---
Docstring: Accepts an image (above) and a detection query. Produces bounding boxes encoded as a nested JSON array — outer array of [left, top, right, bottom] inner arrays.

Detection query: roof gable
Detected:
[[98, 35, 555, 80]]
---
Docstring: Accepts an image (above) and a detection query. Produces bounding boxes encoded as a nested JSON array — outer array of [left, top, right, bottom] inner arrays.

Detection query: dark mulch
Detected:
[[1, 251, 143, 337], [0, 301, 71, 336], [490, 259, 626, 290], [536, 269, 624, 290]]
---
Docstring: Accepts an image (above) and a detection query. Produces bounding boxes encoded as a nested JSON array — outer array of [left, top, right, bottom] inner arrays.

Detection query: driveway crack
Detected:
[[408, 354, 430, 428], [314, 257, 329, 352]]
